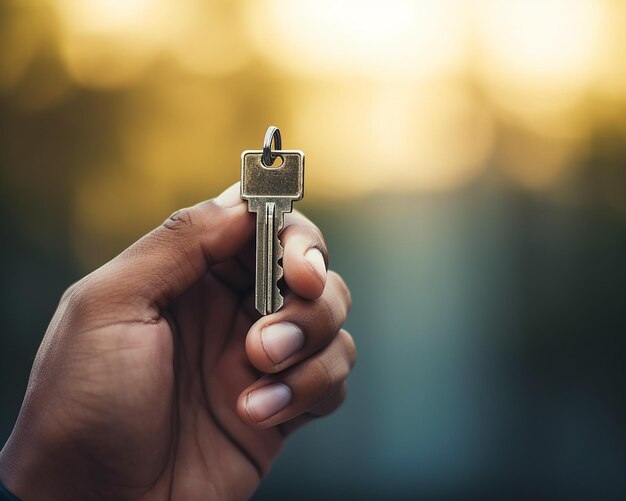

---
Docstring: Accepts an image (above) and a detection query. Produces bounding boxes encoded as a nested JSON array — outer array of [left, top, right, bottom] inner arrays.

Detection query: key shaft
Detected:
[[249, 198, 291, 315]]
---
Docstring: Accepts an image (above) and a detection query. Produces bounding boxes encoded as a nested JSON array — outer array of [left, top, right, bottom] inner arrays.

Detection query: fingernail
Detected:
[[305, 248, 327, 283], [261, 322, 304, 364], [214, 182, 242, 208], [246, 383, 291, 422]]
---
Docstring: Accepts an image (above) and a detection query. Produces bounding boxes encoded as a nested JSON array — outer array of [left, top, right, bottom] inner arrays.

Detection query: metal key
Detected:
[[241, 126, 305, 315]]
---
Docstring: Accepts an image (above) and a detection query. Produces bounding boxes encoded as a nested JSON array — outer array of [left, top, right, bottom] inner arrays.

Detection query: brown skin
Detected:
[[0, 183, 355, 500]]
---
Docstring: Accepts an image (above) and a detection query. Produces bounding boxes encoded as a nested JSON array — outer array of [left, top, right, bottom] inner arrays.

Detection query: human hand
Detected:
[[0, 183, 355, 500]]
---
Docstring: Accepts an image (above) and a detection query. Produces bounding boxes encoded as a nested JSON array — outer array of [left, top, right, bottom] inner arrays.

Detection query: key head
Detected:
[[241, 150, 304, 201]]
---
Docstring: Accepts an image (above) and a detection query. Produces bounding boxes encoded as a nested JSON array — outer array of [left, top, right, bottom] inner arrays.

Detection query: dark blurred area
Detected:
[[2, 0, 626, 498]]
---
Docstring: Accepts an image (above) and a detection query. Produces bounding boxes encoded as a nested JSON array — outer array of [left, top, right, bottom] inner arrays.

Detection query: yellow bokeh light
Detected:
[[58, 0, 161, 34], [52, 0, 251, 88], [478, 0, 602, 83], [13, 0, 621, 216], [245, 0, 469, 81], [498, 130, 589, 190], [291, 82, 494, 195], [0, 3, 44, 91], [476, 0, 605, 120]]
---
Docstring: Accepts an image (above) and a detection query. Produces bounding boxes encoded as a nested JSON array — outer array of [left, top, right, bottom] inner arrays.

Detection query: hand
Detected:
[[0, 183, 355, 500]]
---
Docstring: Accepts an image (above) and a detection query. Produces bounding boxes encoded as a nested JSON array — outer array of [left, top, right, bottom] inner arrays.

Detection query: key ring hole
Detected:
[[264, 154, 284, 168], [262, 125, 282, 167]]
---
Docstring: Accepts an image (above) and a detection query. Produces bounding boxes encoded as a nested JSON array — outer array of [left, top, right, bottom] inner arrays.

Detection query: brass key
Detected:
[[241, 126, 305, 315]]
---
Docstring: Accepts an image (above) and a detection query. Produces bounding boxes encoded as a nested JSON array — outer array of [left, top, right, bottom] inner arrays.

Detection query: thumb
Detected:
[[97, 182, 253, 305]]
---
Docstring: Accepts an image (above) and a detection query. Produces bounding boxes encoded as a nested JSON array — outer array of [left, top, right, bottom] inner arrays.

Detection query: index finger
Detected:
[[280, 210, 329, 300]]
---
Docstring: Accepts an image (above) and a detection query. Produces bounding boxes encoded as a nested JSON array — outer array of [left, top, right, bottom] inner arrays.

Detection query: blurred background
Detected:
[[1, 0, 626, 498]]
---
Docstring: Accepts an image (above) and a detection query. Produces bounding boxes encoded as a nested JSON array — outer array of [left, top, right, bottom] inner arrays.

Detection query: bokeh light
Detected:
[[245, 0, 469, 81], [0, 0, 623, 277]]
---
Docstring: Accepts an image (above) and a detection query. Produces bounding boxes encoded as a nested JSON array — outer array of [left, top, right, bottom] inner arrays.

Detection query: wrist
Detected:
[[0, 433, 33, 501], [0, 480, 20, 501], [0, 429, 58, 500], [1, 419, 146, 501], [0, 423, 93, 501]]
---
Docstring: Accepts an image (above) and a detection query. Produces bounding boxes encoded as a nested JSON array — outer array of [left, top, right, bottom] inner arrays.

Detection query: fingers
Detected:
[[245, 271, 352, 374], [237, 330, 356, 429], [280, 211, 329, 300], [279, 383, 348, 437], [94, 182, 254, 304], [92, 182, 329, 308]]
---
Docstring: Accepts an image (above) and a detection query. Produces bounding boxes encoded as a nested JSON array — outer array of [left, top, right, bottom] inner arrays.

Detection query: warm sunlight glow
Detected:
[[37, 0, 621, 204], [478, 0, 601, 83], [476, 0, 605, 122], [53, 0, 250, 87], [291, 84, 493, 195], [245, 0, 468, 80], [58, 0, 160, 34]]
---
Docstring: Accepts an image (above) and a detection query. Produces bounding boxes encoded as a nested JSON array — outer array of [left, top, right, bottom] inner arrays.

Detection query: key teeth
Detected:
[[273, 241, 284, 311], [275, 241, 284, 281], [275, 293, 284, 312], [272, 276, 284, 312], [275, 243, 284, 277], [273, 277, 284, 311]]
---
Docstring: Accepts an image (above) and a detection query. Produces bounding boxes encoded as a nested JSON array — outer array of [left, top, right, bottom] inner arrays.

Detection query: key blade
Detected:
[[263, 201, 276, 315], [254, 204, 271, 315], [252, 199, 290, 315], [272, 210, 285, 312], [253, 201, 285, 315]]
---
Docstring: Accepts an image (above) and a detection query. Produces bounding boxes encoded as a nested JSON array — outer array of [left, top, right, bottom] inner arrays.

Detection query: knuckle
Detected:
[[316, 293, 341, 333], [61, 274, 105, 315], [336, 353, 351, 382], [162, 207, 194, 232], [339, 329, 357, 369], [59, 281, 80, 305], [311, 356, 340, 395], [310, 383, 348, 417], [328, 271, 352, 313], [330, 383, 347, 408], [334, 383, 348, 406]]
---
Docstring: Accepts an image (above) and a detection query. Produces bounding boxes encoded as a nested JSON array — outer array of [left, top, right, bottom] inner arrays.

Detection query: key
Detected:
[[241, 126, 305, 315]]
